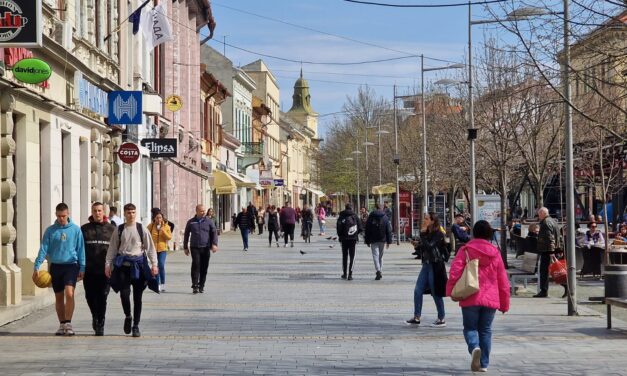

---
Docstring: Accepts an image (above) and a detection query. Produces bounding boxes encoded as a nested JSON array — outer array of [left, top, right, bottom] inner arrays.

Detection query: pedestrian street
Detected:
[[1, 219, 627, 375]]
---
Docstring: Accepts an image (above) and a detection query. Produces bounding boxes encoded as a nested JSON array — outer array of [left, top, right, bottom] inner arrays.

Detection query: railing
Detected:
[[241, 142, 264, 156]]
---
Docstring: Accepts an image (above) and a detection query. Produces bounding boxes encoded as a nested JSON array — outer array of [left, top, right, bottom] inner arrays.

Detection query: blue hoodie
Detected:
[[34, 218, 86, 272]]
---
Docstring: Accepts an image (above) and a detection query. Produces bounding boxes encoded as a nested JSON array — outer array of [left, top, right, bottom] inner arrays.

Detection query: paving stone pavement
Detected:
[[1, 219, 627, 375]]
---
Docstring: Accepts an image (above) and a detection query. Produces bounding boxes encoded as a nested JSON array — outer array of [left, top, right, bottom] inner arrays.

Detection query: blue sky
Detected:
[[207, 0, 519, 135]]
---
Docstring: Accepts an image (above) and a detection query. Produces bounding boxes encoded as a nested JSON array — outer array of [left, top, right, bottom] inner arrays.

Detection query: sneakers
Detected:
[[55, 323, 65, 336], [159, 284, 166, 292], [347, 274, 353, 281], [64, 322, 75, 336], [124, 316, 132, 335], [471, 348, 481, 372], [375, 271, 382, 280], [132, 326, 141, 338], [478, 368, 488, 373], [243, 248, 248, 252], [276, 242, 280, 248], [430, 319, 446, 328], [193, 287, 199, 294], [290, 241, 294, 248], [95, 318, 104, 336], [533, 290, 548, 298], [284, 244, 288, 248], [405, 317, 421, 325], [199, 287, 204, 293], [341, 274, 347, 280]]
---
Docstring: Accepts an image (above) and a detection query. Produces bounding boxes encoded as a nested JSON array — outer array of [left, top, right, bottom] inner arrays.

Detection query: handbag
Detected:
[[549, 255, 567, 285], [451, 247, 480, 300]]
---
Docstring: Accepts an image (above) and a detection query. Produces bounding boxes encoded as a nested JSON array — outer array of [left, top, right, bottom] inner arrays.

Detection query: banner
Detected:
[[142, 3, 174, 50]]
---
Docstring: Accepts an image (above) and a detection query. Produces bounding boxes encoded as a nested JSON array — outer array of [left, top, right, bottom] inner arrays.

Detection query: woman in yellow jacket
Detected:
[[147, 212, 172, 292]]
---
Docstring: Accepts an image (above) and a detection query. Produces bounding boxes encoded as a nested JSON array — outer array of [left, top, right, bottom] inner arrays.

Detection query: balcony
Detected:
[[239, 142, 264, 171]]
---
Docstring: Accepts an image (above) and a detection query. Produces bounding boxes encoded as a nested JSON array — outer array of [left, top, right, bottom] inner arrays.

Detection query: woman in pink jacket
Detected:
[[446, 220, 510, 372]]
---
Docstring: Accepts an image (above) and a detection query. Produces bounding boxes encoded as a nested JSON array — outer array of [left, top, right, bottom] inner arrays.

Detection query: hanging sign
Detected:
[[0, 0, 42, 47], [108, 91, 143, 125], [12, 58, 51, 84], [140, 138, 177, 158], [118, 143, 140, 164], [165, 95, 182, 112], [273, 179, 284, 187]]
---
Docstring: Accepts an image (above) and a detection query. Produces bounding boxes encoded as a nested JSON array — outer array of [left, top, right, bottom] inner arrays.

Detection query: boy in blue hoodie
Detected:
[[33, 203, 85, 336]]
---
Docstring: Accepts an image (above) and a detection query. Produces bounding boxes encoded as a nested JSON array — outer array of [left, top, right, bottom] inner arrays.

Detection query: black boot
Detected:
[[95, 318, 105, 336], [561, 284, 568, 299], [92, 317, 97, 332]]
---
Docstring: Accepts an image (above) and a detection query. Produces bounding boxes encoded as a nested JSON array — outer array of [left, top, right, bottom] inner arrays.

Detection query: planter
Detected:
[[604, 265, 627, 299]]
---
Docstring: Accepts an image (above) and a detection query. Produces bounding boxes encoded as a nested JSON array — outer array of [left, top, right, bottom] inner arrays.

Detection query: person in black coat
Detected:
[[336, 204, 363, 280], [406, 212, 448, 327], [267, 205, 281, 248], [235, 207, 255, 251]]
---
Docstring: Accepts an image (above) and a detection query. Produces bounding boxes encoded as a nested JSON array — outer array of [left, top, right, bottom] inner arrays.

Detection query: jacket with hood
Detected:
[[364, 210, 393, 245], [147, 222, 172, 252], [267, 211, 280, 231], [81, 216, 116, 275], [34, 218, 86, 272], [445, 238, 510, 312], [337, 209, 362, 241]]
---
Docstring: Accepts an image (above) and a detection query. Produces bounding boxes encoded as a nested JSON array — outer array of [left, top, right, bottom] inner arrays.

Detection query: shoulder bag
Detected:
[[451, 247, 480, 300]]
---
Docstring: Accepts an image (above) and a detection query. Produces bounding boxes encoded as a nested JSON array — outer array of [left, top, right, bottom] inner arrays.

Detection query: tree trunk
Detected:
[[500, 177, 509, 269]]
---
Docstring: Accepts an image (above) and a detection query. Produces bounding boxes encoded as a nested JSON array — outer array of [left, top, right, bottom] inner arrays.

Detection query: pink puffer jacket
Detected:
[[445, 239, 510, 312]]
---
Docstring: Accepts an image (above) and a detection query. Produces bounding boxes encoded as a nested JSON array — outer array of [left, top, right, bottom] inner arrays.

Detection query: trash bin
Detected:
[[605, 264, 627, 298]]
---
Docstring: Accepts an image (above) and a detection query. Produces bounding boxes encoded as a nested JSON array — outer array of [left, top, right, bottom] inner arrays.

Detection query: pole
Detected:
[[365, 127, 370, 210], [356, 140, 361, 209], [468, 0, 477, 225], [394, 85, 401, 245], [563, 0, 577, 316], [421, 54, 428, 215]]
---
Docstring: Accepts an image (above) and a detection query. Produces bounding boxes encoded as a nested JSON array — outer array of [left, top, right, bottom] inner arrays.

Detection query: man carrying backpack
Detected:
[[337, 203, 362, 280], [364, 203, 393, 280]]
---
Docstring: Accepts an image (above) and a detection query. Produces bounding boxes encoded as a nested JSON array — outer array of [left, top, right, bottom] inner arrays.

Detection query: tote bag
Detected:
[[451, 247, 480, 300]]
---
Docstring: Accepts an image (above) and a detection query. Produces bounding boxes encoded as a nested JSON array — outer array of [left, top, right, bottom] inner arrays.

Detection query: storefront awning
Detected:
[[228, 171, 257, 188], [371, 183, 396, 195], [213, 170, 237, 195], [305, 187, 326, 198]]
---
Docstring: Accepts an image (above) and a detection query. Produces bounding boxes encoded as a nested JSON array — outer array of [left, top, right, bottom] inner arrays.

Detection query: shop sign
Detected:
[[140, 138, 177, 158], [12, 58, 50, 84], [118, 142, 140, 164], [260, 178, 273, 187], [0, 0, 42, 47], [108, 91, 142, 125], [165, 95, 182, 112], [75, 72, 108, 117], [273, 179, 284, 187], [4, 48, 50, 88]]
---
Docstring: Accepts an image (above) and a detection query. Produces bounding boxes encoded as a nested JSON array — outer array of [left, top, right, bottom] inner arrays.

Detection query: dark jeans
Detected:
[[341, 239, 357, 275], [539, 252, 551, 292], [258, 224, 263, 235], [269, 228, 279, 243], [240, 228, 250, 249], [282, 224, 295, 244], [83, 272, 110, 322], [117, 265, 146, 326], [462, 306, 496, 369], [191, 247, 211, 289]]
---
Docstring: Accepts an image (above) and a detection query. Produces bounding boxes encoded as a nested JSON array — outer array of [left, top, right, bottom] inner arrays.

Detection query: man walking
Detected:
[[279, 201, 297, 248], [364, 203, 393, 280], [535, 207, 561, 298], [34, 203, 85, 336], [108, 206, 122, 227], [234, 207, 255, 251], [183, 204, 219, 294], [81, 202, 115, 336], [337, 204, 362, 280], [105, 203, 158, 337]]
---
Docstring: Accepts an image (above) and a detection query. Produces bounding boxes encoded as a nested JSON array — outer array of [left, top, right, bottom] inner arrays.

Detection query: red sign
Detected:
[[118, 142, 140, 164]]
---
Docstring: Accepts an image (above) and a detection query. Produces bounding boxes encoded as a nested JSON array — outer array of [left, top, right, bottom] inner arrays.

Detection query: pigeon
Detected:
[[329, 245, 335, 248], [332, 237, 338, 240], [300, 250, 307, 255], [326, 236, 332, 240]]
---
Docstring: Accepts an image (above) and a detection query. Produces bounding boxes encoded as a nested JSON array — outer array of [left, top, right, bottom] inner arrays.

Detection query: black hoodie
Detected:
[[337, 209, 362, 241], [81, 216, 116, 275]]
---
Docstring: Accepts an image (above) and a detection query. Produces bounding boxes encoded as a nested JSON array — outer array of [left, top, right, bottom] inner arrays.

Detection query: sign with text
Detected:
[[140, 138, 177, 158], [118, 142, 140, 164], [108, 91, 142, 124], [0, 0, 42, 47], [273, 179, 284, 187], [12, 58, 50, 84]]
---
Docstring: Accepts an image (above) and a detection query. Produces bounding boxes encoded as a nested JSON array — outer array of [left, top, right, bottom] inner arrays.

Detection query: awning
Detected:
[[228, 171, 257, 188], [305, 187, 326, 198], [213, 170, 237, 195], [371, 183, 396, 195]]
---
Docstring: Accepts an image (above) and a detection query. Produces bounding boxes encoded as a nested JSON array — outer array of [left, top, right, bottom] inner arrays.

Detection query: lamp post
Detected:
[[421, 54, 465, 216], [363, 138, 375, 210], [344, 157, 355, 208], [351, 149, 362, 208], [375, 126, 390, 205], [393, 85, 401, 245]]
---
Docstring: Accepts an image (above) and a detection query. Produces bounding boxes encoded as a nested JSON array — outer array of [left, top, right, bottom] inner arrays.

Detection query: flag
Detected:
[[142, 4, 174, 50], [129, 7, 143, 35]]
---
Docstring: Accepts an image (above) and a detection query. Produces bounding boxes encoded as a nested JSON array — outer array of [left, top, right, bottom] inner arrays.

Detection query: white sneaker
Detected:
[[284, 244, 288, 248], [64, 322, 75, 336], [160, 284, 165, 292], [478, 368, 488, 372], [55, 324, 65, 336], [471, 348, 481, 372]]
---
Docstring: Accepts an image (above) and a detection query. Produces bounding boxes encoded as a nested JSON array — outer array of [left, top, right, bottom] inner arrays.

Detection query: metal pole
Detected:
[[468, 0, 477, 225], [563, 0, 577, 316], [365, 127, 369, 210], [421, 54, 428, 215], [394, 85, 401, 245], [356, 142, 361, 209]]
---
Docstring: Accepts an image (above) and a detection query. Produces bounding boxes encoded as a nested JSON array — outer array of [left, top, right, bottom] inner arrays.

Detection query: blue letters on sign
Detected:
[[108, 91, 143, 125], [78, 78, 108, 117]]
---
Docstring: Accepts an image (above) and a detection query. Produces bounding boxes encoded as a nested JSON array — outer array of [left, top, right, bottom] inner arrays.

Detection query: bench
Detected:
[[507, 252, 539, 295], [606, 297, 627, 329]]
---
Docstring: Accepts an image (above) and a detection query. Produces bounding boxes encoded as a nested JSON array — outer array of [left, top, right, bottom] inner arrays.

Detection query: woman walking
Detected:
[[267, 206, 281, 247], [316, 204, 326, 236], [446, 220, 510, 372], [406, 212, 448, 327], [147, 213, 172, 292]]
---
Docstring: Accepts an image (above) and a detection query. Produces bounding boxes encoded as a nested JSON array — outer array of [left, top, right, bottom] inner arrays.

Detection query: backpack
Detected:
[[366, 214, 387, 242], [118, 223, 145, 250], [339, 214, 358, 237]]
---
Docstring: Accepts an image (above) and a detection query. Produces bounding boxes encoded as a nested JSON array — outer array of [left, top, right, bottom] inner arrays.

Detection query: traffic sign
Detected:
[[118, 142, 140, 164], [165, 95, 183, 112], [108, 91, 142, 124]]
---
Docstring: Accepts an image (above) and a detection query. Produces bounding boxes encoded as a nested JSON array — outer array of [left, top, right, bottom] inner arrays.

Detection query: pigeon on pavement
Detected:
[[326, 236, 332, 240], [300, 250, 307, 255], [332, 237, 338, 241]]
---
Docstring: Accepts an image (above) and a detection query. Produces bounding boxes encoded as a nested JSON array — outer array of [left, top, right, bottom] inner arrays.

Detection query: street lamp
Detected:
[[421, 55, 464, 216], [375, 128, 390, 203], [344, 157, 356, 208], [351, 149, 362, 207], [363, 140, 375, 209]]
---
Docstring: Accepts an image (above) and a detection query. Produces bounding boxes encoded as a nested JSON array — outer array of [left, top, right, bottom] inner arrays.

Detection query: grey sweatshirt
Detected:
[[105, 223, 158, 268]]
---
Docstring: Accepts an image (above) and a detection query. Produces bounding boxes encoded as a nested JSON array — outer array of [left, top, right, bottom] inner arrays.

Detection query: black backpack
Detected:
[[118, 223, 145, 249], [366, 215, 387, 242], [339, 214, 358, 237]]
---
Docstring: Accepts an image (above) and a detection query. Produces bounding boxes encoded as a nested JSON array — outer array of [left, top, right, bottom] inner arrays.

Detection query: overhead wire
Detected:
[[342, 0, 509, 8]]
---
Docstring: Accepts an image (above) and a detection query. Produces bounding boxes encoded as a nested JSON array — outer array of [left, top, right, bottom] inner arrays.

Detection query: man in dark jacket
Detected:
[[81, 202, 116, 336], [364, 203, 393, 280], [337, 204, 363, 280], [535, 207, 560, 298], [183, 204, 219, 294], [234, 207, 255, 252]]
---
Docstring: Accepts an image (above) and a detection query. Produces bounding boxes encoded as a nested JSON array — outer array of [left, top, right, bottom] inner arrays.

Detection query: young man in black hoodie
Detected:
[[337, 204, 363, 280], [364, 203, 393, 280], [81, 202, 116, 336]]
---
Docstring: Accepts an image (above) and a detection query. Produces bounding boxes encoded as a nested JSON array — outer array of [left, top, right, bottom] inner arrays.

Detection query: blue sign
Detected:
[[108, 91, 142, 124], [77, 76, 108, 117], [273, 179, 284, 187]]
